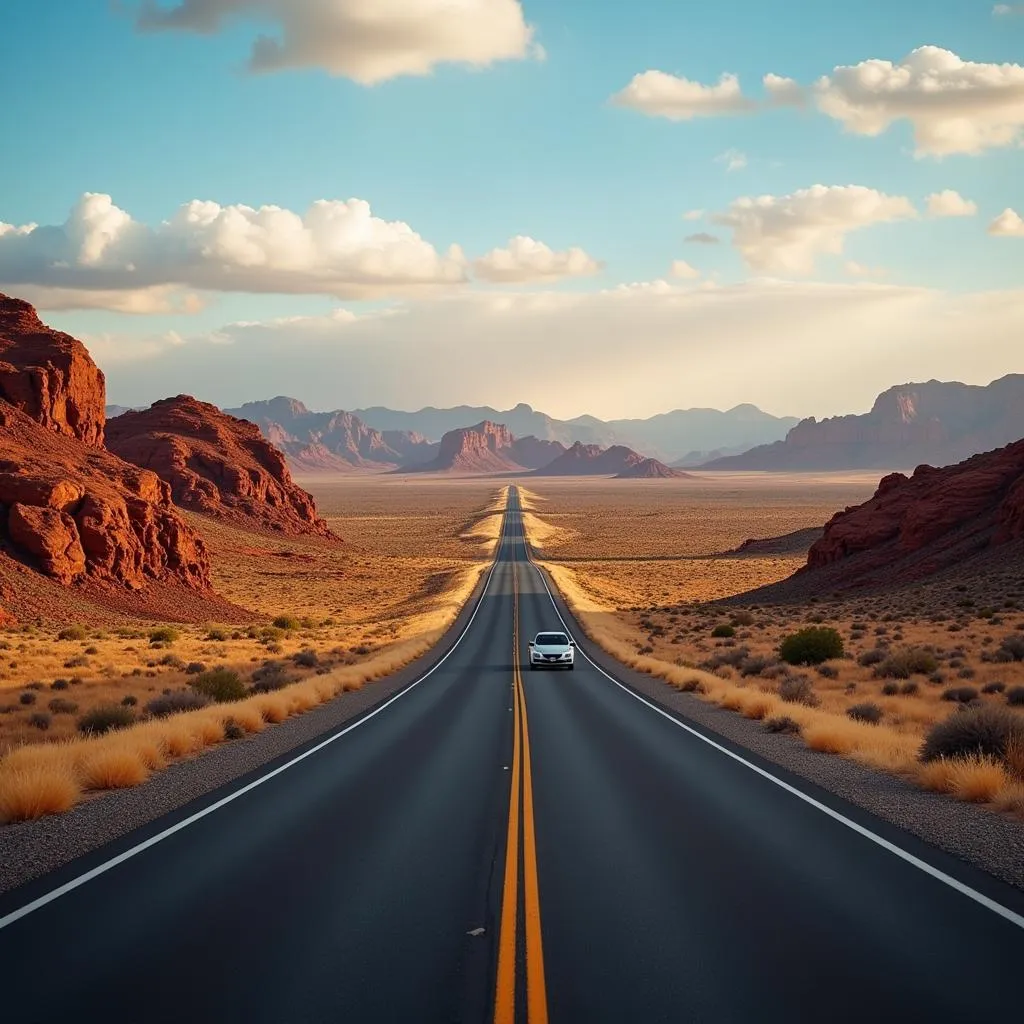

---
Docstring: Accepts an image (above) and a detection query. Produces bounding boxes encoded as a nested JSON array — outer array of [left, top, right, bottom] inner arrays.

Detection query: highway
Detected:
[[0, 487, 1022, 1022]]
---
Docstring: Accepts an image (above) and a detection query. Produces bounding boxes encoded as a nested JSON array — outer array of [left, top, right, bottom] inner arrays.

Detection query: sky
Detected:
[[0, 0, 1021, 420]]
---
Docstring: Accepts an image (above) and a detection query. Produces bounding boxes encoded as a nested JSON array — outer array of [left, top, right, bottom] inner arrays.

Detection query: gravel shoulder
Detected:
[[537, 565, 1024, 895], [0, 564, 493, 898]]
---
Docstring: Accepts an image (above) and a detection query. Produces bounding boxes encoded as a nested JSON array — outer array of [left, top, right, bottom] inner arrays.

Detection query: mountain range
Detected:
[[702, 375, 1024, 472]]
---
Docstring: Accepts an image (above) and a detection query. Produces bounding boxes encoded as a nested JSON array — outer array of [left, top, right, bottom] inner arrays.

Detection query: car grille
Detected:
[[544, 654, 561, 661]]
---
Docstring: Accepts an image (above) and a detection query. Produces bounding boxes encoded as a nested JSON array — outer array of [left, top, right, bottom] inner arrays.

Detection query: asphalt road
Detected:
[[1, 487, 1023, 1022]]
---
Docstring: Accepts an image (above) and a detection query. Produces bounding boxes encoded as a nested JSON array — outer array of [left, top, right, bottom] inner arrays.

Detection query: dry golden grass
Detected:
[[523, 486, 1024, 819], [0, 483, 503, 820]]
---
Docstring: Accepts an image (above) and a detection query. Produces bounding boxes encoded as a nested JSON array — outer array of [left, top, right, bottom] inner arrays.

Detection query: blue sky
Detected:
[[0, 1, 1021, 417]]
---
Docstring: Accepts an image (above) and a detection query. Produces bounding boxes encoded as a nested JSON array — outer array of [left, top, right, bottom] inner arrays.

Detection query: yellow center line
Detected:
[[494, 550, 549, 1024], [494, 561, 522, 1024]]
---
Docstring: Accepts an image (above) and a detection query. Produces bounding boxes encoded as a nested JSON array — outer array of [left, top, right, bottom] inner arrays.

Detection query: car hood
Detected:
[[533, 644, 571, 654]]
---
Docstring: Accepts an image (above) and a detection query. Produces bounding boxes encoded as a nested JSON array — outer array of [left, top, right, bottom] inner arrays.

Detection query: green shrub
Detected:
[[996, 635, 1024, 662], [149, 626, 180, 645], [981, 681, 1006, 695], [191, 668, 246, 703], [875, 648, 938, 679], [57, 625, 88, 642], [272, 615, 301, 631], [847, 702, 883, 724], [121, 694, 138, 707], [206, 628, 228, 642], [78, 704, 135, 735], [18, 692, 36, 706], [48, 698, 79, 714], [730, 611, 755, 627], [711, 623, 735, 638], [293, 649, 319, 668], [1007, 686, 1024, 707], [779, 627, 844, 666], [857, 648, 886, 667], [920, 705, 1024, 762], [28, 712, 51, 731]]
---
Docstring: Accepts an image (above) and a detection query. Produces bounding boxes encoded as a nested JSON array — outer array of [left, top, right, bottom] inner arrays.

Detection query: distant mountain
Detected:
[[353, 401, 796, 462], [534, 442, 688, 478], [106, 404, 145, 419], [225, 398, 435, 472], [408, 421, 567, 474], [702, 376, 1024, 472]]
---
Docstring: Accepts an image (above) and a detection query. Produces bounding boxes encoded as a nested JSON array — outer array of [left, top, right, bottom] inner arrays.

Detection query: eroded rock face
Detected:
[[105, 396, 336, 538], [0, 403, 211, 589], [0, 294, 106, 446], [806, 439, 1024, 576], [534, 442, 680, 477]]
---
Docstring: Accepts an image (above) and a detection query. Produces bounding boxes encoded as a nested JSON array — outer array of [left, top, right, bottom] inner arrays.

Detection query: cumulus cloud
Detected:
[[988, 208, 1024, 236], [132, 0, 536, 84], [715, 148, 748, 172], [668, 260, 701, 280], [682, 209, 704, 221], [0, 192, 468, 309], [472, 236, 602, 283], [685, 232, 720, 245], [813, 47, 1024, 156], [611, 69, 803, 120], [710, 185, 917, 274], [925, 190, 978, 218], [88, 280, 1024, 423]]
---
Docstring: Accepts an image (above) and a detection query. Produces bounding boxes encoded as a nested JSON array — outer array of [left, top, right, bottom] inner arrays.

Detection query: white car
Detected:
[[528, 631, 575, 671]]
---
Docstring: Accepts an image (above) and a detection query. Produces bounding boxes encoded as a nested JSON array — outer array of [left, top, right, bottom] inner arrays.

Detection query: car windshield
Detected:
[[536, 633, 568, 646]]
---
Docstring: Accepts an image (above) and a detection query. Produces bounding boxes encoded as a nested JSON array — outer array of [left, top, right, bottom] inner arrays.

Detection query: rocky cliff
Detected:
[[413, 421, 525, 473], [106, 396, 336, 538], [535, 442, 683, 477], [0, 294, 106, 446], [800, 439, 1024, 587]]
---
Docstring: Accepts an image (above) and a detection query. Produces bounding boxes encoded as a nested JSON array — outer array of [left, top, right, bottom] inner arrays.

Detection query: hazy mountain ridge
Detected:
[[702, 376, 1024, 472]]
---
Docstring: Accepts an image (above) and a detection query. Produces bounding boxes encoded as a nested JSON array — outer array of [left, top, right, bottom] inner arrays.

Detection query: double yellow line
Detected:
[[494, 559, 548, 1024]]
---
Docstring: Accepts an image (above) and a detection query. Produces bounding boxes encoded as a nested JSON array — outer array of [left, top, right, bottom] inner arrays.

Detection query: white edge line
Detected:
[[516, 489, 1024, 933], [0, 502, 513, 932]]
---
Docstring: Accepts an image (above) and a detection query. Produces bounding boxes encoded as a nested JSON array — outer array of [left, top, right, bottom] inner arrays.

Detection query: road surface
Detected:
[[0, 487, 1022, 1022]]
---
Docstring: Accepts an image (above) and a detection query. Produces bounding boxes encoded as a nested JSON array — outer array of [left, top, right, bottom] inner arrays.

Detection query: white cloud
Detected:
[[90, 280, 1024, 422], [611, 70, 756, 120], [132, 0, 536, 84], [710, 184, 917, 274], [988, 208, 1024, 236], [715, 148, 748, 172], [472, 236, 602, 283], [668, 260, 701, 280], [925, 190, 978, 218], [813, 46, 1024, 156], [763, 73, 805, 107], [993, 4, 1024, 15], [610, 68, 804, 120], [0, 192, 468, 309], [682, 209, 704, 221]]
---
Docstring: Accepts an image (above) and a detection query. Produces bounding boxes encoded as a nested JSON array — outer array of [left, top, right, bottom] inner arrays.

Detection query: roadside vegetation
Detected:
[[0, 485, 507, 823], [521, 490, 1024, 820]]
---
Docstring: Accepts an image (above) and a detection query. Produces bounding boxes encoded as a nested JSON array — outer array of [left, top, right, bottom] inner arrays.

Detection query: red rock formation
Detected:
[[535, 442, 682, 477], [413, 421, 525, 473], [804, 439, 1024, 583], [105, 396, 336, 538], [509, 436, 566, 471], [0, 402, 211, 589], [0, 293, 106, 446]]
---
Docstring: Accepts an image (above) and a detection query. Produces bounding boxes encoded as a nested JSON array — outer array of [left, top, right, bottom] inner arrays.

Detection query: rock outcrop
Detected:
[[703, 375, 1024, 472], [800, 439, 1024, 586], [106, 396, 336, 538], [534, 442, 684, 477], [226, 397, 435, 471], [1, 293, 106, 446], [0, 402, 211, 589], [412, 421, 525, 473], [509, 436, 566, 471], [615, 458, 690, 479]]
